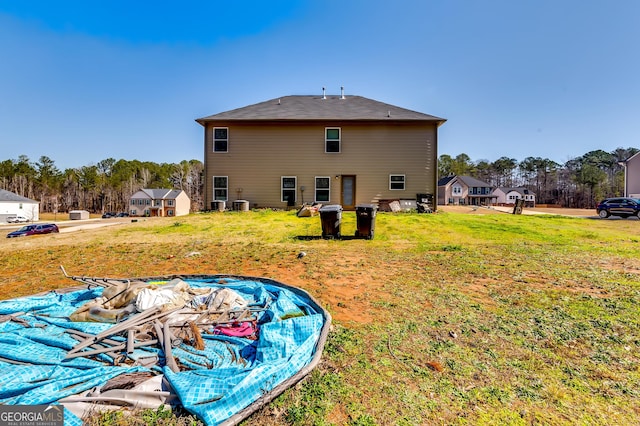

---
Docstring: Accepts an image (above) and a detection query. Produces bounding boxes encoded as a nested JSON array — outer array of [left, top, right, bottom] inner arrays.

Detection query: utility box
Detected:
[[319, 204, 342, 239], [211, 200, 226, 212], [232, 200, 250, 212], [355, 204, 377, 239]]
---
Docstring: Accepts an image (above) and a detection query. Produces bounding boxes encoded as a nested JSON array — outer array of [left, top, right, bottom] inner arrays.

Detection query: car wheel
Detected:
[[598, 210, 610, 218]]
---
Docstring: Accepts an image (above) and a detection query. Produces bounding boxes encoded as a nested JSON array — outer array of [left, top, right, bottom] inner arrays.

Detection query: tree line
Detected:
[[2, 147, 638, 212], [0, 156, 204, 214], [439, 147, 638, 207]]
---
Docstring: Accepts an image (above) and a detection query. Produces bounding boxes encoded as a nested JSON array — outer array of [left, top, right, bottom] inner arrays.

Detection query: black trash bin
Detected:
[[355, 203, 377, 239], [319, 204, 342, 239]]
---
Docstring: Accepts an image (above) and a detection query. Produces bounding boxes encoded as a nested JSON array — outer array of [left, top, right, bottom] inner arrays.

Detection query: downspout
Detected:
[[618, 161, 627, 197]]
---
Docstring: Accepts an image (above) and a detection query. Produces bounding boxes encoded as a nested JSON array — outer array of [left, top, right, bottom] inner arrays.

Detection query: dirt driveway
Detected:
[[438, 205, 598, 217]]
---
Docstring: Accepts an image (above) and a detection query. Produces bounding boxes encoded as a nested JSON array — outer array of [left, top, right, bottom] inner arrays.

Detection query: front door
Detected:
[[341, 175, 356, 210]]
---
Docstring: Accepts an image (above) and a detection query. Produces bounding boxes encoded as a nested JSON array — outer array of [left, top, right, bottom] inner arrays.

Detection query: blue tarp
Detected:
[[0, 277, 327, 425]]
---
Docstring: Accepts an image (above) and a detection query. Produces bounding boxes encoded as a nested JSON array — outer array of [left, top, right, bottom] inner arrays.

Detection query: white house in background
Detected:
[[619, 151, 640, 198], [493, 187, 536, 207], [0, 189, 40, 223], [129, 189, 191, 217]]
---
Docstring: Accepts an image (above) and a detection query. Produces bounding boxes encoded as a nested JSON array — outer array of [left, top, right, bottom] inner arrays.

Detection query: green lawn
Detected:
[[2, 209, 639, 425]]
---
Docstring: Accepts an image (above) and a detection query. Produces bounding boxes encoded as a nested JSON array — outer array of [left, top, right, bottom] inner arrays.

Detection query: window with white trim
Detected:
[[389, 174, 405, 190], [452, 185, 461, 195], [213, 128, 228, 152], [315, 177, 330, 202], [213, 176, 228, 201], [325, 128, 341, 153], [281, 176, 297, 203]]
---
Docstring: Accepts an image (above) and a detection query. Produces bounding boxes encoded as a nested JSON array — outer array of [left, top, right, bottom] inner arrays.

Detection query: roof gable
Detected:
[[196, 95, 446, 124], [132, 189, 185, 200], [437, 176, 456, 186]]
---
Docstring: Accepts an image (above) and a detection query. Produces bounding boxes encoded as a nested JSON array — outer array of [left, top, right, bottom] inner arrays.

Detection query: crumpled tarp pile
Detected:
[[0, 275, 328, 425]]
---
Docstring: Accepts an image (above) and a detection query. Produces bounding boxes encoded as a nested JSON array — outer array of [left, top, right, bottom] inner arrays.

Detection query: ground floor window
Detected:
[[214, 176, 228, 200], [315, 177, 330, 202], [390, 174, 405, 190], [167, 209, 174, 216], [281, 176, 297, 204]]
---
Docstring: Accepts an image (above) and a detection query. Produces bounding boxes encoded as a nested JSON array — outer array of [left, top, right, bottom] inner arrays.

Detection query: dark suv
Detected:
[[596, 197, 640, 218]]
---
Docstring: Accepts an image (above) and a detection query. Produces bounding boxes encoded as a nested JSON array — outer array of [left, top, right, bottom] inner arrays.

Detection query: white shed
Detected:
[[69, 210, 90, 220]]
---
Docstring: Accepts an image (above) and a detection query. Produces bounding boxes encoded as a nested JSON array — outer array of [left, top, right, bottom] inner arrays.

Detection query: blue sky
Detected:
[[1, 0, 639, 170]]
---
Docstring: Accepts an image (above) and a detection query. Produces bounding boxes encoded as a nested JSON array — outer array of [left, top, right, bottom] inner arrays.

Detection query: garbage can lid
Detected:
[[319, 204, 343, 212], [356, 203, 377, 210]]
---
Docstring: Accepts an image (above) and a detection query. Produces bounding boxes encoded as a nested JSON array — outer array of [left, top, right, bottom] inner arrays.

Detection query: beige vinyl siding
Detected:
[[627, 154, 640, 197], [204, 122, 438, 209]]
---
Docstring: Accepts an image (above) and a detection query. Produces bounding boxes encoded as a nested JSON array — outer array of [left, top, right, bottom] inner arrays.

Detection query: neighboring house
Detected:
[[195, 91, 446, 211], [129, 189, 190, 217], [620, 151, 640, 198], [493, 187, 536, 207], [0, 189, 40, 223], [437, 175, 496, 206]]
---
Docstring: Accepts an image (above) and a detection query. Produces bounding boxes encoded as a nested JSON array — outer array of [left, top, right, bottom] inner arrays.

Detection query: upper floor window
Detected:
[[281, 176, 297, 204], [214, 128, 228, 152], [390, 174, 405, 190], [315, 177, 330, 202], [214, 176, 228, 201], [325, 128, 341, 153], [167, 200, 174, 206], [452, 185, 461, 194]]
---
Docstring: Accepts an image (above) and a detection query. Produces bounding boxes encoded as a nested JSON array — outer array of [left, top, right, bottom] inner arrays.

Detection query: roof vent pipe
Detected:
[[340, 86, 345, 99], [322, 87, 326, 99]]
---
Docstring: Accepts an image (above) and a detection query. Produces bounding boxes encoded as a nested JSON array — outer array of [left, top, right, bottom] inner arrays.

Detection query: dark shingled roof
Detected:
[[457, 176, 493, 188], [438, 176, 493, 188], [0, 189, 38, 203], [137, 189, 183, 199], [196, 95, 446, 124]]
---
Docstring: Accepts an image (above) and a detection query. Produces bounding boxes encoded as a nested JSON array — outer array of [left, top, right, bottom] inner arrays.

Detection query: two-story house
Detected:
[[129, 189, 190, 217], [437, 175, 496, 206], [619, 151, 640, 198], [195, 91, 446, 211], [493, 187, 536, 207]]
